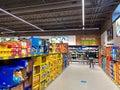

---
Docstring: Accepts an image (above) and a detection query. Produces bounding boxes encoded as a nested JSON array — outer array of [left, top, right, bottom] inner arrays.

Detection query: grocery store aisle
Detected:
[[45, 62, 119, 90]]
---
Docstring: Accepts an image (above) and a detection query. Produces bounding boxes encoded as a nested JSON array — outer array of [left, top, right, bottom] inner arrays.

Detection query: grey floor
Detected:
[[45, 62, 120, 90]]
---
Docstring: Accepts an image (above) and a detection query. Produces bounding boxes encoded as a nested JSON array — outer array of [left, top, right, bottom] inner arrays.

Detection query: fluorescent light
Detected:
[[0, 27, 15, 32], [0, 8, 44, 31], [82, 0, 85, 28]]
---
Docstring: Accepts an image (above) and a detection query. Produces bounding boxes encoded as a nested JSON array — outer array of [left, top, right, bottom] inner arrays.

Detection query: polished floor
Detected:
[[45, 62, 119, 90]]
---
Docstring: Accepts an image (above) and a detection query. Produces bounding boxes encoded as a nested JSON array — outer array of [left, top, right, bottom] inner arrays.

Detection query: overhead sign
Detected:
[[112, 4, 120, 22]]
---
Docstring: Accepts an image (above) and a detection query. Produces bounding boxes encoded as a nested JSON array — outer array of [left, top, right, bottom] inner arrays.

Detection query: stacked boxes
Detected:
[[30, 36, 44, 55], [44, 39, 49, 53], [102, 56, 106, 71], [49, 43, 68, 54], [0, 59, 28, 89], [116, 62, 120, 84], [57, 43, 68, 53], [45, 58, 51, 86], [0, 46, 11, 57], [33, 56, 41, 90], [20, 40, 31, 56], [38, 53, 63, 90], [98, 55, 103, 67], [114, 64, 117, 83], [24, 59, 33, 90], [111, 46, 117, 60], [105, 47, 111, 57], [106, 56, 112, 75], [110, 62, 115, 79], [0, 37, 48, 58], [99, 46, 120, 86], [63, 54, 68, 69], [40, 56, 47, 90], [0, 37, 68, 90], [1, 41, 22, 57], [116, 47, 120, 61]]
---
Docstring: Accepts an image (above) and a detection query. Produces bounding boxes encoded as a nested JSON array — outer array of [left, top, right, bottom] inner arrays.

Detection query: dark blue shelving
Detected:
[[24, 84, 32, 90], [26, 70, 33, 75]]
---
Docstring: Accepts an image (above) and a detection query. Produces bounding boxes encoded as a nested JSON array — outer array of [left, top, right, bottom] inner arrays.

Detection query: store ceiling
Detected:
[[0, 0, 119, 36]]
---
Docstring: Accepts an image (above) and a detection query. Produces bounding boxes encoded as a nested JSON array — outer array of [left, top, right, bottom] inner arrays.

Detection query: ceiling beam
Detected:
[[1, 30, 101, 37], [0, 1, 117, 18], [7, 21, 102, 30], [0, 1, 118, 17], [0, 10, 110, 23], [4, 19, 104, 27], [0, 17, 106, 25]]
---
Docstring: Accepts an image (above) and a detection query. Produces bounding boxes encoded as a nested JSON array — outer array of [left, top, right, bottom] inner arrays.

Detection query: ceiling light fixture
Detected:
[[82, 0, 85, 30], [0, 8, 44, 31], [0, 27, 15, 32]]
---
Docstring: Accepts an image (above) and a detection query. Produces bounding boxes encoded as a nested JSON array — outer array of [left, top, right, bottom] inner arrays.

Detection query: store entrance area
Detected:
[[45, 63, 119, 90]]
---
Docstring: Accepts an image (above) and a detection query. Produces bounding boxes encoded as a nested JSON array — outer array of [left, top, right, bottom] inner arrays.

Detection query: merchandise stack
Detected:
[[0, 36, 69, 90], [99, 46, 120, 86], [106, 57, 112, 75], [116, 62, 120, 84]]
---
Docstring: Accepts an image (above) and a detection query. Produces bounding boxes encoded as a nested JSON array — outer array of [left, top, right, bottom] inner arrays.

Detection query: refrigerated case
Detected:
[[69, 46, 99, 62]]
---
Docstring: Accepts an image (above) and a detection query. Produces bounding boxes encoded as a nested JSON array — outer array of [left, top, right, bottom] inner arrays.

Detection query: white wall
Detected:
[[113, 22, 120, 46], [39, 35, 76, 45], [101, 31, 107, 46], [68, 35, 76, 45]]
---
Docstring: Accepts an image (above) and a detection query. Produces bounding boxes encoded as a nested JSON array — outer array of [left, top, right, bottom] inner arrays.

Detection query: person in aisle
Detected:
[[85, 50, 89, 64], [88, 50, 95, 68]]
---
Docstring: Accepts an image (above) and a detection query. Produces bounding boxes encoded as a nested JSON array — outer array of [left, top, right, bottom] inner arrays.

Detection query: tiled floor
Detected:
[[45, 62, 119, 90]]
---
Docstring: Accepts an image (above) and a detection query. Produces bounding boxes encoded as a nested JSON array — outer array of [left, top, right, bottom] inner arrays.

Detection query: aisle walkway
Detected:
[[45, 63, 119, 90]]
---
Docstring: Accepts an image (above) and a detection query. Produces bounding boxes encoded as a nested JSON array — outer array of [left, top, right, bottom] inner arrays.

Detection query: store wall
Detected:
[[101, 18, 120, 46], [68, 36, 76, 45], [76, 35, 101, 46], [39, 35, 76, 45], [101, 31, 107, 46], [101, 4, 120, 46], [101, 31, 114, 46], [113, 22, 120, 46]]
